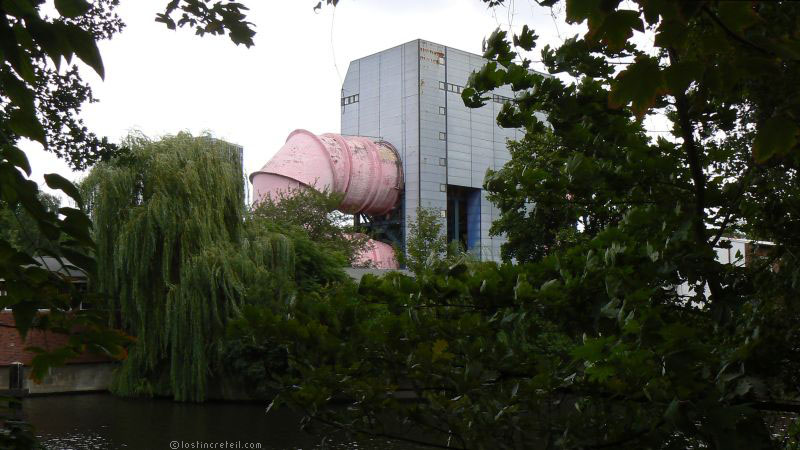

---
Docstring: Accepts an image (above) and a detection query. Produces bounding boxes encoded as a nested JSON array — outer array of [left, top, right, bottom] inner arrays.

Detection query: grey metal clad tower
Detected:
[[341, 39, 544, 261]]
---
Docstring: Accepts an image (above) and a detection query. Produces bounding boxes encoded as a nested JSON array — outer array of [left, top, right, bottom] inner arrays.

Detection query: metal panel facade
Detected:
[[341, 39, 538, 261]]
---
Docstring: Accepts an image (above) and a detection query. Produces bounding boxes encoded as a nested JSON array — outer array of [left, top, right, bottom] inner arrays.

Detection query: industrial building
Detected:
[[251, 40, 548, 266], [341, 39, 548, 261]]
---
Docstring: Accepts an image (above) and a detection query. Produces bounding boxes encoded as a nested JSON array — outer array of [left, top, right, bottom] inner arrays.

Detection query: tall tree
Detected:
[[83, 132, 294, 402]]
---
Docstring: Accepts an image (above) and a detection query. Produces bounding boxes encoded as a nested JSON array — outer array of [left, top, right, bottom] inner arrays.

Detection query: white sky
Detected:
[[22, 0, 590, 201]]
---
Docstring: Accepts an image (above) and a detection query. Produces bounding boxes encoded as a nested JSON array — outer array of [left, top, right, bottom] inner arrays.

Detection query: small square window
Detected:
[[439, 81, 446, 90], [439, 106, 446, 115], [354, 94, 358, 102], [439, 157, 447, 166], [440, 184, 447, 192], [439, 132, 446, 140]]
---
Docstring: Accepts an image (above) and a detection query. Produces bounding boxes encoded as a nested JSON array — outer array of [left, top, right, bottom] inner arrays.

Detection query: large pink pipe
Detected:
[[250, 130, 403, 215], [250, 130, 402, 269]]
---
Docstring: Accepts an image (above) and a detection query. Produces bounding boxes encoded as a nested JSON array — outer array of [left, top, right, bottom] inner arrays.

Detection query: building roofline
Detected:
[[346, 39, 550, 78]]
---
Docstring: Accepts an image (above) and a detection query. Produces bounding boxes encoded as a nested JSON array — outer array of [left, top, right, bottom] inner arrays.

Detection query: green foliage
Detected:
[[0, 192, 60, 255], [0, 138, 128, 396], [397, 207, 448, 275], [250, 187, 367, 268], [1, 0, 255, 400], [83, 132, 293, 402], [88, 132, 353, 402], [0, 0, 119, 358], [1, 0, 125, 169], [244, 216, 349, 294], [224, 1, 800, 448], [156, 0, 256, 47]]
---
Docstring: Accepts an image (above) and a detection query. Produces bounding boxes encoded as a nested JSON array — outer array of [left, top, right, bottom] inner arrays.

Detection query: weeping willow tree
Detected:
[[82, 132, 294, 401]]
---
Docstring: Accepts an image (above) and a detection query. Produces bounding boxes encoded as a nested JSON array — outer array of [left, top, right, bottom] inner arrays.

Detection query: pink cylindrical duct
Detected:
[[250, 130, 402, 269], [250, 129, 403, 216], [352, 237, 399, 270]]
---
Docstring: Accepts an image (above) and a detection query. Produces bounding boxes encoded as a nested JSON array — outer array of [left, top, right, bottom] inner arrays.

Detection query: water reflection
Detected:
[[22, 393, 420, 449]]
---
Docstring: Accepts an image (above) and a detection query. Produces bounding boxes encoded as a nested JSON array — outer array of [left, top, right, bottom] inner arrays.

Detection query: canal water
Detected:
[[21, 393, 425, 449]]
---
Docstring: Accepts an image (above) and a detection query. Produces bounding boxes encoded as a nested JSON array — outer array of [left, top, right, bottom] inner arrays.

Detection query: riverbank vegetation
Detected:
[[3, 0, 800, 449], [231, 1, 800, 448], [81, 132, 362, 402]]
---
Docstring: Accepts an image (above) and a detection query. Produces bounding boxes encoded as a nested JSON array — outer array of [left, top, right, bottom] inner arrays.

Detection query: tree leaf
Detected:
[[654, 19, 688, 49], [663, 398, 680, 423], [718, 1, 759, 32], [663, 60, 703, 95], [44, 173, 84, 208], [432, 339, 449, 362], [571, 336, 609, 362], [753, 116, 798, 163], [0, 69, 35, 108], [1, 0, 38, 17], [63, 24, 104, 78], [58, 207, 94, 246], [54, 0, 91, 18], [565, 0, 602, 24], [27, 19, 75, 67], [608, 56, 665, 118], [590, 9, 644, 51], [11, 300, 39, 339], [513, 25, 537, 51], [0, 19, 36, 83], [9, 107, 46, 144], [2, 144, 32, 176], [154, 13, 177, 30]]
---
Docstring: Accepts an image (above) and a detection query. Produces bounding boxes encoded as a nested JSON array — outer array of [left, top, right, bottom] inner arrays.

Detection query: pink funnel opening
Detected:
[[250, 130, 402, 215]]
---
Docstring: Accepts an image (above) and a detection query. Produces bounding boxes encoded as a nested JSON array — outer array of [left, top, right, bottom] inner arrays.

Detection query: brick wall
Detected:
[[0, 311, 112, 366]]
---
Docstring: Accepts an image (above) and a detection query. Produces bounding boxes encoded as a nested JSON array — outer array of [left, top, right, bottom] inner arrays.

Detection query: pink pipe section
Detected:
[[350, 234, 398, 269], [250, 130, 402, 269], [250, 129, 403, 215]]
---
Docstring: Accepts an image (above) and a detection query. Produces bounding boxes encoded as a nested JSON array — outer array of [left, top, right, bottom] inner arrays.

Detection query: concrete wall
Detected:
[[0, 362, 115, 395]]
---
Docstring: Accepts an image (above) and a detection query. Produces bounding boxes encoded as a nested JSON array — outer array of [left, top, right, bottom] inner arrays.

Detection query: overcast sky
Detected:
[[23, 0, 589, 200]]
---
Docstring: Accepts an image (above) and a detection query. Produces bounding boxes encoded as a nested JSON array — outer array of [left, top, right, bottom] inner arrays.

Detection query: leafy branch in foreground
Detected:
[[2, 0, 258, 445]]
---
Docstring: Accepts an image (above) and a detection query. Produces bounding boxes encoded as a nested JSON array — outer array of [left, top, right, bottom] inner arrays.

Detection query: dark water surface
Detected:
[[21, 393, 421, 450]]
